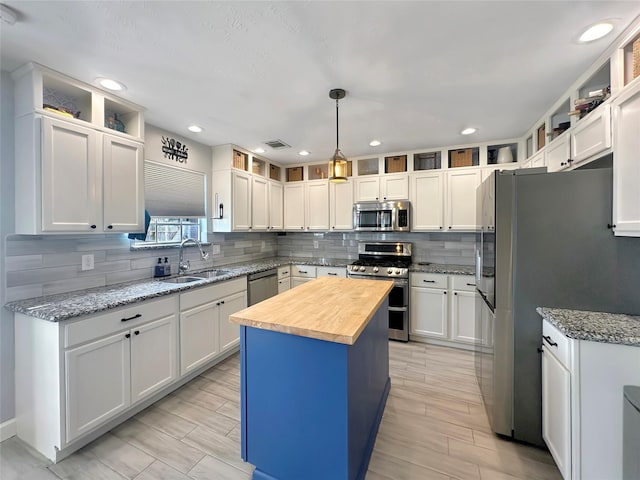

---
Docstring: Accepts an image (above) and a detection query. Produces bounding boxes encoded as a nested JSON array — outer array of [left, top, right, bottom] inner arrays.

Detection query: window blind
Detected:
[[144, 160, 206, 217]]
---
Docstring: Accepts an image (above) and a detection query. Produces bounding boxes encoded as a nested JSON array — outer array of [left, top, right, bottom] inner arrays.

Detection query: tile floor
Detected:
[[0, 341, 561, 479]]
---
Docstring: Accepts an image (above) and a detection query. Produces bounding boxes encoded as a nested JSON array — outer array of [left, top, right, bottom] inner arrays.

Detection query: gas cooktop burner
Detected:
[[348, 241, 413, 279]]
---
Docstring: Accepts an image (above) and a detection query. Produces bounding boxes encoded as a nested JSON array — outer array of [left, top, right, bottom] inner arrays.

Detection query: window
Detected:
[[134, 217, 207, 246]]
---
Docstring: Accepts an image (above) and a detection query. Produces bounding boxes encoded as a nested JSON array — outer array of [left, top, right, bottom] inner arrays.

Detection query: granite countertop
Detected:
[[4, 257, 351, 322], [537, 307, 640, 347], [409, 263, 475, 276], [230, 277, 393, 345]]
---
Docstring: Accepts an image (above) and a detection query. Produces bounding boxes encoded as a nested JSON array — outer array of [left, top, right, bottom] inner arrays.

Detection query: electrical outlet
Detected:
[[81, 254, 94, 271], [211, 244, 221, 255], [313, 240, 319, 249]]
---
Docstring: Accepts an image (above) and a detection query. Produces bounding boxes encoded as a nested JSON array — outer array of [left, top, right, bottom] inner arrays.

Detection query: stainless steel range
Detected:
[[347, 242, 412, 341]]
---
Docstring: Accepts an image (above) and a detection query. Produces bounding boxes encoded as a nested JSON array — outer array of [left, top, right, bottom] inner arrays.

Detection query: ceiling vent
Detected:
[[264, 139, 291, 150]]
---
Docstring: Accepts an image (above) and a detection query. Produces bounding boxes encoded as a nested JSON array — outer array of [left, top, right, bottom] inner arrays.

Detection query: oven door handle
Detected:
[[388, 306, 407, 312]]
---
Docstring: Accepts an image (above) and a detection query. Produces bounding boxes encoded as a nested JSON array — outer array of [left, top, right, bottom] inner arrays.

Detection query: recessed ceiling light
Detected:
[[579, 22, 614, 43], [96, 77, 126, 91], [254, 148, 265, 154], [299, 150, 310, 156], [187, 125, 203, 133], [461, 127, 477, 135], [369, 140, 382, 147]]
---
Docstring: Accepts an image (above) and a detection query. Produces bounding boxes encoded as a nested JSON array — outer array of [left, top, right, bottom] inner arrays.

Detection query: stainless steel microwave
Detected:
[[353, 200, 411, 232]]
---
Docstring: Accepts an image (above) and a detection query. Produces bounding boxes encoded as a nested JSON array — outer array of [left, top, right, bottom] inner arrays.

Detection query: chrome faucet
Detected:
[[179, 238, 209, 274]]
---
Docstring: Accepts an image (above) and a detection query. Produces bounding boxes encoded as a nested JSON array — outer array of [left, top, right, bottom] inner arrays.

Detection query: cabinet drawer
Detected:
[[277, 266, 291, 279], [291, 265, 316, 278], [542, 320, 572, 369], [316, 266, 346, 278], [180, 277, 246, 310], [450, 275, 477, 292], [64, 296, 177, 348], [410, 272, 447, 289]]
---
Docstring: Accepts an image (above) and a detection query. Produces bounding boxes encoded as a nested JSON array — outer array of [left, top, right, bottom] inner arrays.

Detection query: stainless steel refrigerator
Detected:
[[475, 166, 640, 446]]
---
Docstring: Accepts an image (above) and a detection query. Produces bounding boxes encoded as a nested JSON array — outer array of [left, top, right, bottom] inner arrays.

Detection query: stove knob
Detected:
[[372, 266, 379, 273], [351, 265, 357, 271], [359, 266, 366, 272], [394, 268, 401, 274], [387, 268, 393, 274]]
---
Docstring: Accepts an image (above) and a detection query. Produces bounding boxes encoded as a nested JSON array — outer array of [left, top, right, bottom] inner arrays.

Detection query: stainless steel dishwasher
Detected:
[[247, 269, 278, 306]]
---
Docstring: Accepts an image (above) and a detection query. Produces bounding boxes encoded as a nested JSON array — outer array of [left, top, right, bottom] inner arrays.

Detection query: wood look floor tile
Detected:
[[133, 460, 191, 480], [0, 438, 57, 480], [188, 454, 252, 480], [448, 438, 562, 480], [382, 410, 475, 443], [216, 400, 241, 422], [170, 384, 228, 413], [471, 430, 556, 466], [368, 449, 455, 480], [225, 424, 242, 444], [133, 405, 198, 440], [182, 426, 252, 474], [155, 396, 237, 436], [111, 419, 205, 474], [48, 450, 128, 480], [84, 433, 155, 479], [384, 394, 427, 416]]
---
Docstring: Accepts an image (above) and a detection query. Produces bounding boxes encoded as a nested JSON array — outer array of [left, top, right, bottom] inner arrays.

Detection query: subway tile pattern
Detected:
[[537, 307, 640, 346]]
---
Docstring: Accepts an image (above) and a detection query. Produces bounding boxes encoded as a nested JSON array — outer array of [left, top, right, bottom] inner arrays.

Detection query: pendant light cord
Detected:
[[335, 98, 339, 151]]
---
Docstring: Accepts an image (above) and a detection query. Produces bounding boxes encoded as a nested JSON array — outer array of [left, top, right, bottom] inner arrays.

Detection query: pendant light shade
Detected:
[[329, 88, 348, 183]]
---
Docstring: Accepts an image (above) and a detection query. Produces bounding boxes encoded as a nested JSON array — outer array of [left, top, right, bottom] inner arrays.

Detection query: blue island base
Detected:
[[240, 299, 390, 480]]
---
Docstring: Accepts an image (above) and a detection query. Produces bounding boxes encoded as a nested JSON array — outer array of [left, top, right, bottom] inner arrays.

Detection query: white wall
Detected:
[[1, 71, 16, 423]]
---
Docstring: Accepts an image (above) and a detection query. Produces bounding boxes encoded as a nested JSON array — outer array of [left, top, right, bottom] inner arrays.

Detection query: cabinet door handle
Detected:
[[134, 330, 140, 335], [220, 300, 225, 304], [298, 270, 307, 274], [542, 335, 558, 347], [121, 313, 142, 322], [216, 302, 220, 306], [443, 291, 447, 295], [466, 283, 476, 286], [107, 225, 113, 229], [90, 224, 97, 229], [607, 223, 616, 229], [125, 333, 131, 338], [423, 280, 436, 283], [327, 272, 337, 276]]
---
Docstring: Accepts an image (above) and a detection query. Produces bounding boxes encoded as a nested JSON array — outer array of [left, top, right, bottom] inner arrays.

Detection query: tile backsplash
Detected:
[[4, 231, 474, 302]]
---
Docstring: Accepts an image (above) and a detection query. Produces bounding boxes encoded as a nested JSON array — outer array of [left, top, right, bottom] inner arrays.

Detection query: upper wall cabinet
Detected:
[[12, 64, 145, 234], [611, 80, 640, 237]]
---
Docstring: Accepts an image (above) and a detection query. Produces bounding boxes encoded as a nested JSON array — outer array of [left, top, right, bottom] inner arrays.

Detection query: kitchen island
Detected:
[[230, 276, 393, 480]]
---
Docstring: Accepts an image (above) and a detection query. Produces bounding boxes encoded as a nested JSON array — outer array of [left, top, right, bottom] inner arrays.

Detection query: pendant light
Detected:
[[328, 88, 348, 183]]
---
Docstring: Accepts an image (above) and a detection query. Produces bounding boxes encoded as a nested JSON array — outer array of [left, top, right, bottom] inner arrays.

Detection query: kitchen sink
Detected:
[[160, 276, 205, 284], [194, 269, 231, 278]]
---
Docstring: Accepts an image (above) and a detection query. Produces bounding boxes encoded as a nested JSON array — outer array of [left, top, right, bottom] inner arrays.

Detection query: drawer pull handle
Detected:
[[298, 270, 307, 274], [134, 330, 140, 335], [220, 300, 225, 304], [121, 313, 142, 322], [125, 333, 131, 338], [328, 273, 337, 276], [466, 283, 476, 286], [543, 335, 558, 347], [423, 280, 436, 283]]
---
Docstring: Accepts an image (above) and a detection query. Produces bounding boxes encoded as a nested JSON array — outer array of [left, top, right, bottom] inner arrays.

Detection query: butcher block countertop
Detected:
[[230, 277, 393, 345]]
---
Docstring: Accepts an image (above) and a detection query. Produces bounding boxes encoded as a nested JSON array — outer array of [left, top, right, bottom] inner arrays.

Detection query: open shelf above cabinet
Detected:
[[385, 155, 407, 173], [549, 100, 571, 142], [448, 147, 479, 168], [357, 158, 379, 176], [414, 151, 442, 170], [623, 32, 640, 87], [487, 143, 517, 164]]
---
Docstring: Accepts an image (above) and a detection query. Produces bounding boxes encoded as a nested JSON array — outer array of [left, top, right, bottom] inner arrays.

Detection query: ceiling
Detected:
[[2, 1, 639, 165]]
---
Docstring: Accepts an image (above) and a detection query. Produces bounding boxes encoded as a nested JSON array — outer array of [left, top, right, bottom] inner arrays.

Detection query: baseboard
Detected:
[[0, 418, 16, 442]]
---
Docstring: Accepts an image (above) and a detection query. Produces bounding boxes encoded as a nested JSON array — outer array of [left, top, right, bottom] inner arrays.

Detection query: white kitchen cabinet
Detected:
[[15, 295, 179, 461], [283, 183, 306, 230], [611, 80, 640, 237], [449, 276, 479, 346], [445, 169, 481, 231], [251, 176, 269, 231], [355, 174, 408, 202], [306, 181, 330, 230], [16, 115, 144, 234], [411, 273, 480, 349], [179, 277, 247, 375], [546, 135, 571, 172], [570, 104, 611, 167], [277, 266, 291, 293], [269, 181, 284, 230], [329, 180, 354, 230], [65, 332, 130, 443], [316, 266, 346, 278], [540, 318, 640, 479], [232, 170, 252, 231], [291, 265, 316, 288], [13, 63, 145, 235], [531, 151, 546, 169], [410, 172, 444, 231], [542, 332, 572, 480]]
